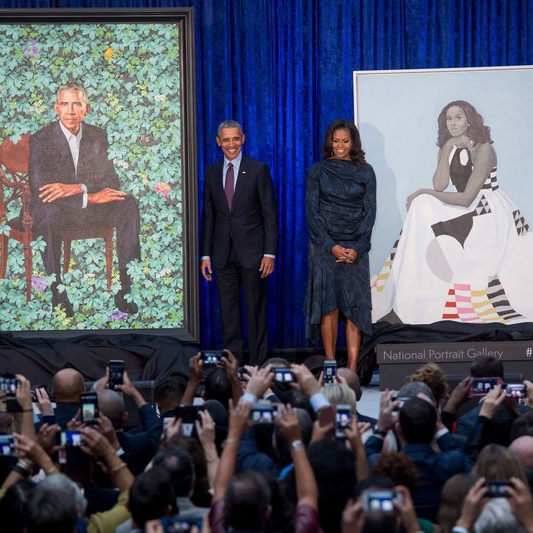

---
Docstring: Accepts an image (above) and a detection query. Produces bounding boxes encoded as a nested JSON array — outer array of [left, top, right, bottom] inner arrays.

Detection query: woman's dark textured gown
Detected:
[[305, 159, 377, 339]]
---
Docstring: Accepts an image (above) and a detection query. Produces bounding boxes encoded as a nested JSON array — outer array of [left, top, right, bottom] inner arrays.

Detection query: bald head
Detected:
[[97, 389, 126, 429], [52, 369, 85, 403], [509, 436, 533, 469], [337, 367, 362, 401]]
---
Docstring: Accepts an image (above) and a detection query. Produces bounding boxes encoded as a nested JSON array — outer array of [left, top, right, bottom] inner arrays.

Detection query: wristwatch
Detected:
[[291, 439, 305, 450]]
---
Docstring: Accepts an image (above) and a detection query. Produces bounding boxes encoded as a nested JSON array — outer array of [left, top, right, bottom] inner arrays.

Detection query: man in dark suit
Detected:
[[29, 83, 140, 315], [201, 120, 277, 365]]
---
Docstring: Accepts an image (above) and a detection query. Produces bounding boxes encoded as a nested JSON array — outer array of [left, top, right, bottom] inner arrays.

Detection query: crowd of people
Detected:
[[1, 353, 533, 532]]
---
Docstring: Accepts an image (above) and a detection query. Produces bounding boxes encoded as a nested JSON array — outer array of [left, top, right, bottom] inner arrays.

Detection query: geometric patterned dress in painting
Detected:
[[372, 145, 533, 324]]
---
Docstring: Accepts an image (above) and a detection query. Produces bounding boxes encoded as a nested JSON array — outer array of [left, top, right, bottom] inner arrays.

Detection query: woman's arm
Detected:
[[409, 142, 496, 209], [432, 144, 453, 191]]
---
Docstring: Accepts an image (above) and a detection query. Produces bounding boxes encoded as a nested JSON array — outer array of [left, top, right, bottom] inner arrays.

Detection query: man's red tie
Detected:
[[225, 162, 234, 210]]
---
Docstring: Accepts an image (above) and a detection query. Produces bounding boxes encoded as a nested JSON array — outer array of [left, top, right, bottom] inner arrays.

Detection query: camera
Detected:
[[108, 360, 124, 390], [80, 392, 99, 424], [362, 490, 401, 512], [273, 367, 294, 383], [175, 405, 204, 437], [335, 404, 352, 438], [201, 351, 223, 366], [250, 402, 280, 424], [484, 481, 512, 497], [323, 361, 337, 385]]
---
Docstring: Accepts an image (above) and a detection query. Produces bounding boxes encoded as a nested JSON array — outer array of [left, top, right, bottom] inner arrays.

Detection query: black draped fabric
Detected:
[[305, 159, 376, 338], [0, 333, 197, 385]]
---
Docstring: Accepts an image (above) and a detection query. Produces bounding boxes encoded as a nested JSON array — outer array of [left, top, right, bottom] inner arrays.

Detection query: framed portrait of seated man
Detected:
[[0, 9, 198, 340]]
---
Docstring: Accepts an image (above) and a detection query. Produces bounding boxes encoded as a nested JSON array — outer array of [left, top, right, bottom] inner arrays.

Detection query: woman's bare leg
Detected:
[[321, 309, 339, 360], [346, 319, 361, 371]]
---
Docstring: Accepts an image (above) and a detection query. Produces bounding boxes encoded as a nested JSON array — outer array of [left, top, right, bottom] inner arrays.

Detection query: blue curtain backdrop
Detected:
[[2, 0, 533, 351]]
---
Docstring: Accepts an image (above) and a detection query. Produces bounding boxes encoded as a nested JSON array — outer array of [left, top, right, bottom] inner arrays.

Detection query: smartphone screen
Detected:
[[323, 361, 337, 385], [469, 377, 502, 397], [362, 490, 397, 512], [202, 352, 222, 365], [0, 435, 15, 456], [80, 392, 99, 424], [250, 403, 279, 424], [273, 367, 294, 383], [504, 383, 526, 399], [60, 430, 83, 447], [485, 481, 511, 497], [0, 376, 20, 395], [335, 404, 352, 438], [108, 360, 124, 390]]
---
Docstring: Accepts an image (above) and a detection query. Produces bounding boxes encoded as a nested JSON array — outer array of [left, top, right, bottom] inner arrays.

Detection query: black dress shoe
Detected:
[[114, 290, 138, 314], [51, 289, 74, 317]]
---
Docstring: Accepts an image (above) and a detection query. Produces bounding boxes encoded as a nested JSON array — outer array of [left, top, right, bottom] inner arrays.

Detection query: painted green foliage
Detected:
[[0, 23, 184, 331]]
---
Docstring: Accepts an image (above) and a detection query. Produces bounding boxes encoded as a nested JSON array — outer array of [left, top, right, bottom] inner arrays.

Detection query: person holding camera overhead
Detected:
[[305, 119, 376, 372]]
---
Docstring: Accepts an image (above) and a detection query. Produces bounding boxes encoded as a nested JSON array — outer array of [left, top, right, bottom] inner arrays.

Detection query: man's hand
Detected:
[[479, 384, 506, 419], [227, 399, 251, 440], [276, 405, 301, 444], [15, 374, 32, 412], [259, 256, 274, 278], [39, 183, 83, 203], [201, 259, 212, 282], [222, 349, 239, 381], [444, 376, 473, 414], [35, 387, 54, 417], [244, 365, 273, 399], [88, 188, 127, 204], [291, 363, 321, 397], [188, 353, 203, 383], [376, 389, 399, 433], [35, 423, 61, 456], [80, 425, 115, 458]]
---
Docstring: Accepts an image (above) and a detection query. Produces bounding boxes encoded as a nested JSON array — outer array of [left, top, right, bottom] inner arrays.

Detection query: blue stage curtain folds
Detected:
[[2, 0, 533, 351]]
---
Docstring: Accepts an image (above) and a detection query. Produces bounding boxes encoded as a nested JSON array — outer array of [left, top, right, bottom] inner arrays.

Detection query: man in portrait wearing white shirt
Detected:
[[29, 83, 140, 316], [201, 120, 278, 365]]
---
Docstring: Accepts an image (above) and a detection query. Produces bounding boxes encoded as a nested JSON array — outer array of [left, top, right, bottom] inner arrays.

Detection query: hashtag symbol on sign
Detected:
[[527, 347, 532, 357]]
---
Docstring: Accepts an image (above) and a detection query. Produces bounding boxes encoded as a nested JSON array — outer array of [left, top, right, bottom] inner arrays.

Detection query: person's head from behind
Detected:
[[54, 83, 90, 135], [470, 355, 504, 379], [397, 381, 436, 404], [26, 474, 86, 533], [307, 439, 356, 532], [0, 479, 34, 533], [323, 119, 365, 164], [437, 473, 477, 533], [509, 436, 533, 471], [128, 467, 176, 529], [397, 397, 436, 445], [224, 470, 271, 531], [154, 375, 187, 414], [52, 368, 85, 403], [97, 389, 127, 429], [322, 383, 356, 413], [511, 410, 533, 441], [373, 452, 420, 495], [473, 443, 528, 484], [337, 367, 362, 401], [437, 100, 492, 147], [203, 367, 232, 409], [409, 362, 449, 407], [152, 446, 195, 498], [473, 496, 528, 533]]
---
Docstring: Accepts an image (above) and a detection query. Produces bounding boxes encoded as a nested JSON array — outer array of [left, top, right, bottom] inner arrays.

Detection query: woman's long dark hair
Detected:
[[322, 119, 366, 164], [437, 100, 492, 147]]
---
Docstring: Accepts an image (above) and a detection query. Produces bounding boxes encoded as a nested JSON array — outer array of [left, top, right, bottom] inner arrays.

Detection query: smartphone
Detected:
[[60, 430, 83, 447], [504, 383, 526, 399], [201, 351, 223, 366], [392, 395, 411, 412], [485, 481, 512, 497], [175, 405, 203, 437], [0, 435, 16, 456], [362, 490, 400, 512], [323, 361, 337, 385], [250, 402, 280, 424], [0, 376, 20, 395], [273, 367, 294, 384], [0, 397, 23, 413], [237, 367, 248, 381], [80, 392, 99, 424], [161, 515, 203, 533], [108, 360, 124, 390], [335, 404, 352, 438], [469, 377, 503, 397]]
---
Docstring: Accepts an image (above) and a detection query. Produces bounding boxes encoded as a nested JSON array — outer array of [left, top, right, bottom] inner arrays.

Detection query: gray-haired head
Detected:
[[474, 497, 527, 533], [56, 82, 89, 108], [398, 381, 436, 404], [217, 120, 243, 136]]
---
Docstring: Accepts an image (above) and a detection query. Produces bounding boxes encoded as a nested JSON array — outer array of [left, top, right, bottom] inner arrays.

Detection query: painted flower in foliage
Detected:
[[109, 310, 128, 321], [31, 275, 48, 292], [104, 47, 120, 60], [23, 39, 39, 57], [154, 182, 171, 198]]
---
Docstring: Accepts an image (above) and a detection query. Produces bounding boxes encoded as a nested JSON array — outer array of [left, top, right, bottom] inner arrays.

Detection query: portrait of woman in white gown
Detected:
[[372, 100, 533, 325]]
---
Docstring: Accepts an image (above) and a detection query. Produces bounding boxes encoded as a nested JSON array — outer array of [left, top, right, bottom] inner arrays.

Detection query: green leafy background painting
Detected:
[[0, 23, 184, 331]]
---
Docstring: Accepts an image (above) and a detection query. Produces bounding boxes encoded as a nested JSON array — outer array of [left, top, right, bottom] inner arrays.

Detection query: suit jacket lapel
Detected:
[[213, 159, 229, 213], [53, 121, 77, 180]]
